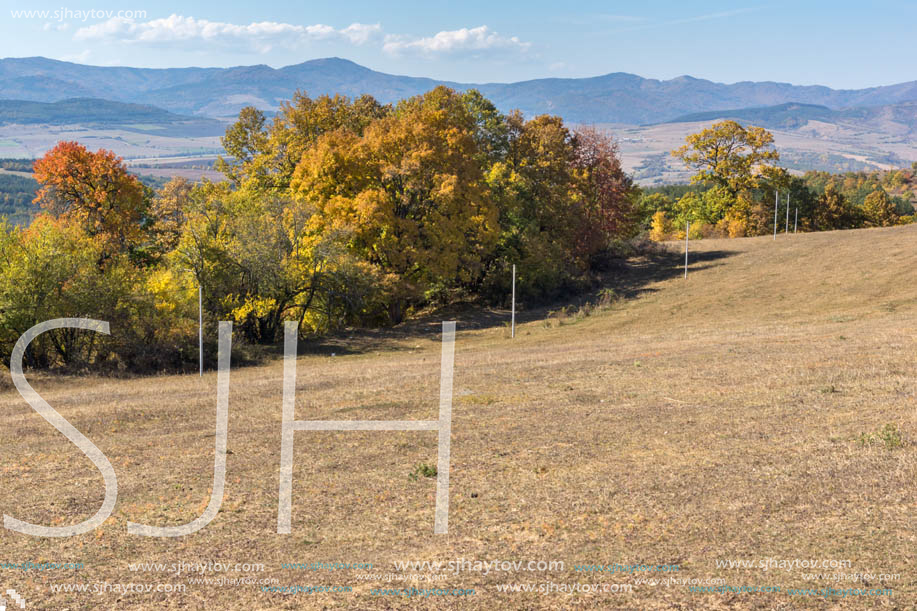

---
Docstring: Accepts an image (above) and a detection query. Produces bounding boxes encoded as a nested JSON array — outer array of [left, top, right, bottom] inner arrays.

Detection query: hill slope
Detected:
[[1, 224, 915, 608], [666, 100, 917, 135], [0, 98, 222, 128]]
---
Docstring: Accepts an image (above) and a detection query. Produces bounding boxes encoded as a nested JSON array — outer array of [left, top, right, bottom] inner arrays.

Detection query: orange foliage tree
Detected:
[[32, 141, 147, 257]]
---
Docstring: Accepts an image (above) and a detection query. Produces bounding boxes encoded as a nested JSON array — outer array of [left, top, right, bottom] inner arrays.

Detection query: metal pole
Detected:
[[773, 191, 778, 240], [511, 264, 516, 339], [199, 283, 203, 376], [684, 222, 689, 279], [785, 193, 790, 234], [794, 208, 798, 234]]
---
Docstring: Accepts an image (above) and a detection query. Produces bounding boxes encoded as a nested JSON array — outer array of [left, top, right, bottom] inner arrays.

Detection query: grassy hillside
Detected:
[[0, 98, 195, 126], [0, 225, 914, 609]]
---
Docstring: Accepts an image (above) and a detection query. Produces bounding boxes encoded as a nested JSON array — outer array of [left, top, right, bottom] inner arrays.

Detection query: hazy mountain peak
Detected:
[[2, 56, 917, 123]]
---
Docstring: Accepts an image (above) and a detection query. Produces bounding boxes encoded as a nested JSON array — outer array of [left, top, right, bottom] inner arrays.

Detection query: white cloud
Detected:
[[341, 23, 382, 45], [70, 15, 527, 60], [383, 25, 530, 57], [74, 14, 381, 52]]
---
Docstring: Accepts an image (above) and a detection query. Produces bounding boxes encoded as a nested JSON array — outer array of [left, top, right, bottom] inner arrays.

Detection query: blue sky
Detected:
[[3, 0, 915, 88]]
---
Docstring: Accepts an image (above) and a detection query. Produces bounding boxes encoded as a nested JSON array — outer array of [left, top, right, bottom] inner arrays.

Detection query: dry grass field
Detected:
[[0, 224, 915, 610]]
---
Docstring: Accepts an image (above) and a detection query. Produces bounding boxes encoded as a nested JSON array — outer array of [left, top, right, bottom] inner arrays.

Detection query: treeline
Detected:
[[0, 173, 37, 226], [644, 121, 915, 239], [0, 87, 639, 371], [0, 159, 34, 172]]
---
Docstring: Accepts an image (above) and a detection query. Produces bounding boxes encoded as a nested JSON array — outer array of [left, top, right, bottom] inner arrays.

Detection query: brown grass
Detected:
[[1, 225, 916, 610]]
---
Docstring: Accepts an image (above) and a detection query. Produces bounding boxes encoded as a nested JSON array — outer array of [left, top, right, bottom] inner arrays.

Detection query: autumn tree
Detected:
[[217, 92, 390, 191], [812, 183, 860, 230], [149, 177, 193, 254], [174, 179, 379, 343], [862, 188, 899, 227], [293, 86, 499, 321], [8, 87, 645, 370], [649, 211, 673, 241], [672, 120, 780, 196], [571, 127, 638, 258], [32, 141, 147, 257]]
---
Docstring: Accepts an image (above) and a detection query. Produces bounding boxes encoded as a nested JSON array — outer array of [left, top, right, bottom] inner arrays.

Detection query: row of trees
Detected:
[[0, 87, 640, 370], [646, 121, 914, 240]]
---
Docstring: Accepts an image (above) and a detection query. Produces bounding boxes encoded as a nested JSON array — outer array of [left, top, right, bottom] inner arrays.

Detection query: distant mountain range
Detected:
[[2, 56, 916, 183], [665, 101, 917, 135], [3, 56, 917, 124]]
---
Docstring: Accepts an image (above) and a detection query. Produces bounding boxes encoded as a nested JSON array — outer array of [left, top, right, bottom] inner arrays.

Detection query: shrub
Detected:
[[598, 288, 619, 307], [649, 211, 673, 241]]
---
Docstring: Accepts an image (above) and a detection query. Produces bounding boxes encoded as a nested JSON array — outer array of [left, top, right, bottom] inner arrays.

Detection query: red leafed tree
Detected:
[[33, 141, 146, 255], [571, 127, 637, 259]]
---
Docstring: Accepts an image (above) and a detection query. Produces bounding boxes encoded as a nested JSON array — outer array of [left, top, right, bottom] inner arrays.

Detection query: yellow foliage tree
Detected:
[[862, 188, 898, 227], [649, 211, 672, 241], [292, 86, 500, 320], [672, 120, 779, 196]]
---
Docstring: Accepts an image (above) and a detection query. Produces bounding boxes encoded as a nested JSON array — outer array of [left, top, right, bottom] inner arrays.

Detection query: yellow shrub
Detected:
[[649, 211, 673, 241], [717, 212, 749, 238]]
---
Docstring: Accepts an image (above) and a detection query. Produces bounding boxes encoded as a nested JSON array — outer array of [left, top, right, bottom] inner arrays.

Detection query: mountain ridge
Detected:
[[3, 56, 917, 123]]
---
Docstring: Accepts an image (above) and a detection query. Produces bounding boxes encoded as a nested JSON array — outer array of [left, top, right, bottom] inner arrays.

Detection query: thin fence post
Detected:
[[794, 208, 798, 234], [785, 193, 790, 234], [511, 264, 516, 339], [774, 191, 778, 240], [684, 222, 689, 279], [198, 283, 203, 377]]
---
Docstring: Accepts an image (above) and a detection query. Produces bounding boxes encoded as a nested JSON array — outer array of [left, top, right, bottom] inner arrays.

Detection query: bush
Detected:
[[598, 288, 619, 307], [0, 364, 10, 391]]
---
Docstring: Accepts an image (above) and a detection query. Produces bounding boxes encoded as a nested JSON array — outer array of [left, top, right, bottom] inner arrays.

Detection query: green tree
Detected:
[[0, 216, 140, 368], [215, 106, 270, 187], [173, 182, 369, 343], [482, 112, 580, 300], [461, 89, 510, 164]]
